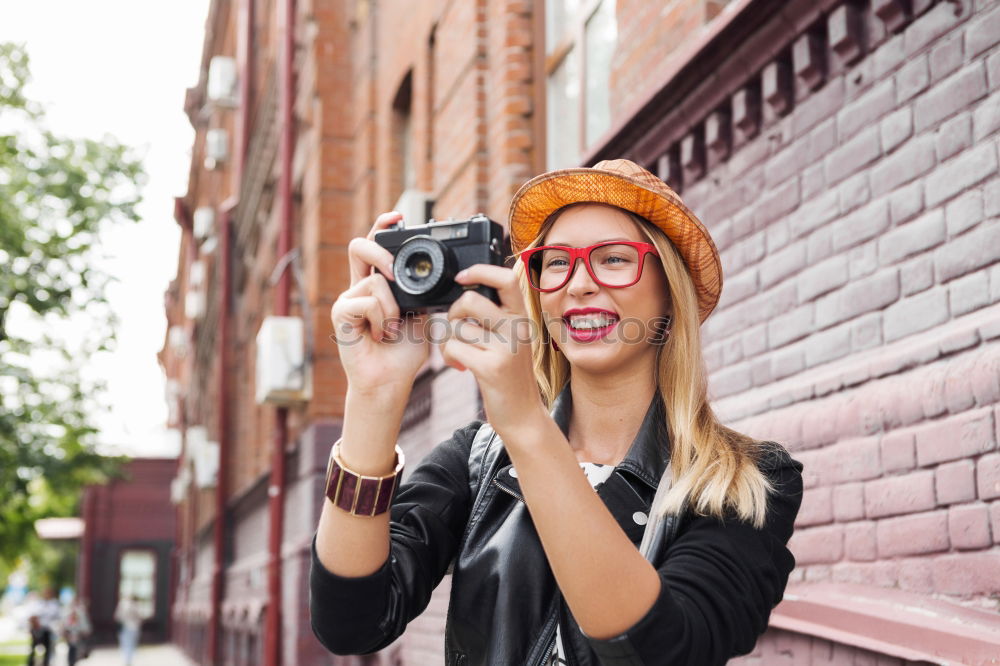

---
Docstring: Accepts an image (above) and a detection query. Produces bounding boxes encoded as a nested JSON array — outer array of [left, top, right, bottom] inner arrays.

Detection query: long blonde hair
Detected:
[[513, 203, 777, 528]]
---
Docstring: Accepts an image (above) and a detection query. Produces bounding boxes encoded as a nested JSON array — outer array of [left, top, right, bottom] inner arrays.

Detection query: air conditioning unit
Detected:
[[168, 325, 188, 357], [195, 442, 219, 488], [186, 426, 219, 489], [207, 56, 238, 107], [200, 235, 218, 256], [392, 189, 434, 228], [165, 379, 182, 427], [193, 206, 215, 242], [185, 290, 205, 320], [170, 464, 191, 504], [255, 316, 311, 405], [189, 260, 206, 288], [205, 129, 228, 169]]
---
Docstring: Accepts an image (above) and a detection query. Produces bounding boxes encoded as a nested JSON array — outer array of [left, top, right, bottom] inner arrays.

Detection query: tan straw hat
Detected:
[[508, 158, 723, 323]]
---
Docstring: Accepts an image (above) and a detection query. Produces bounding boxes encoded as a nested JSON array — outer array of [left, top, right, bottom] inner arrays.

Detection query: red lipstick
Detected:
[[562, 308, 620, 343]]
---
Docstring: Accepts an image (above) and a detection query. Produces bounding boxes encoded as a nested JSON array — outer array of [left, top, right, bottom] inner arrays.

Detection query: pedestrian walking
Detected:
[[60, 598, 92, 666], [26, 588, 60, 666], [113, 595, 147, 666], [310, 159, 804, 664]]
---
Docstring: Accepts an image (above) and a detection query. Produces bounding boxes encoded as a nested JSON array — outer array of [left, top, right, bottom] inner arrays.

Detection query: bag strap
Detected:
[[638, 465, 685, 563], [467, 421, 498, 502]]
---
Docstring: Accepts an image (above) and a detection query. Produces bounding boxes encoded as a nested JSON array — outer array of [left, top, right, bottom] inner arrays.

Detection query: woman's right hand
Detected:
[[331, 211, 431, 395]]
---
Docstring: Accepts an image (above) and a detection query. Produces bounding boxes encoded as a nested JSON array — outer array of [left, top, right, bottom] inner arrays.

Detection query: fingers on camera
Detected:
[[365, 273, 401, 328], [337, 274, 400, 340], [348, 237, 395, 287], [355, 295, 387, 342], [368, 211, 403, 239], [449, 291, 503, 332]]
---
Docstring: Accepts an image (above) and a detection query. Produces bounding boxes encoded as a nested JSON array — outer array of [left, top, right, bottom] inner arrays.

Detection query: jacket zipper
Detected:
[[493, 477, 562, 665], [532, 603, 559, 666], [492, 478, 525, 503], [539, 630, 557, 666]]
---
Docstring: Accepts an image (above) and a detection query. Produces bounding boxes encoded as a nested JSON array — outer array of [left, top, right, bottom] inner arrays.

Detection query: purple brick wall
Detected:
[[729, 627, 931, 666], [672, 0, 999, 660]]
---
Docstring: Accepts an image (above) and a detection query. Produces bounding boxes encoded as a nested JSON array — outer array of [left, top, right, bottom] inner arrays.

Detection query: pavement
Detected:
[[85, 644, 197, 666], [18, 643, 196, 666]]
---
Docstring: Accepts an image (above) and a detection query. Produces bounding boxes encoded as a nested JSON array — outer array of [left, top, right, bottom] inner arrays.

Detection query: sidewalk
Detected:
[[82, 644, 196, 666]]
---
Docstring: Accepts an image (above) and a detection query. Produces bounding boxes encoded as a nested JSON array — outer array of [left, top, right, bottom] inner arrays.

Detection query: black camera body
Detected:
[[373, 213, 507, 314]]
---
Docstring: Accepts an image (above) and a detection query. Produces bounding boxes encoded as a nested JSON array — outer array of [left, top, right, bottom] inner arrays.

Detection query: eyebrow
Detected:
[[542, 237, 634, 246]]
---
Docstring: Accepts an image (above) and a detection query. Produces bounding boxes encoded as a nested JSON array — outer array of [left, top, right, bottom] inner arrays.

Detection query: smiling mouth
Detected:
[[562, 316, 620, 343], [563, 314, 620, 330]]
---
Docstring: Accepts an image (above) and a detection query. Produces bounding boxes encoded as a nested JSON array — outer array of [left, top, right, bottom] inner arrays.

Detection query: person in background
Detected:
[[60, 597, 91, 666], [113, 594, 146, 666], [26, 615, 49, 666], [26, 588, 60, 666]]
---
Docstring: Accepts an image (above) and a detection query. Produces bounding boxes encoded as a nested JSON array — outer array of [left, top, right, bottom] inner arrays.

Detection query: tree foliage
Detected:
[[0, 42, 144, 572]]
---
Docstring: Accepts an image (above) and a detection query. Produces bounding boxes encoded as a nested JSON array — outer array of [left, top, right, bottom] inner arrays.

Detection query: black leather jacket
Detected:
[[310, 386, 804, 665]]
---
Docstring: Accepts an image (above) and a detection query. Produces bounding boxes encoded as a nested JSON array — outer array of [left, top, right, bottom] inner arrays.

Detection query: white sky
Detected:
[[1, 1, 210, 456]]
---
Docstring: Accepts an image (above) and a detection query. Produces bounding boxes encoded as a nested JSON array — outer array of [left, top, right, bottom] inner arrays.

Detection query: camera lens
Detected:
[[405, 253, 434, 280], [393, 236, 456, 297]]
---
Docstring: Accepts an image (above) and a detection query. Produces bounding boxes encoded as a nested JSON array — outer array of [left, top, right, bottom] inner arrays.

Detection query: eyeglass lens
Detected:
[[531, 244, 641, 290]]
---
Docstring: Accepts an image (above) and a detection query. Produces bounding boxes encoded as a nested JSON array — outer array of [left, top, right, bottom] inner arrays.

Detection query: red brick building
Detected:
[[78, 458, 177, 645], [161, 0, 1000, 664]]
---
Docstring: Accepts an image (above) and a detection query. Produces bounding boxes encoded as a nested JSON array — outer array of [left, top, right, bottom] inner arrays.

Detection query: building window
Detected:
[[390, 70, 415, 206], [545, 0, 618, 169], [118, 549, 156, 619]]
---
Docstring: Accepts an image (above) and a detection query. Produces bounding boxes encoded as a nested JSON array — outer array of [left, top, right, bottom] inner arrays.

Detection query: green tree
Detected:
[[0, 42, 143, 577]]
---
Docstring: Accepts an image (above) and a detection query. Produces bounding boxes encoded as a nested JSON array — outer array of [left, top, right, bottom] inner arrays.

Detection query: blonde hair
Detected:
[[513, 203, 777, 528]]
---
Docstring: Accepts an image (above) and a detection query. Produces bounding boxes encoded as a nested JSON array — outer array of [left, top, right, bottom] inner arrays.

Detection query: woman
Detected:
[[311, 159, 804, 665], [114, 594, 145, 666]]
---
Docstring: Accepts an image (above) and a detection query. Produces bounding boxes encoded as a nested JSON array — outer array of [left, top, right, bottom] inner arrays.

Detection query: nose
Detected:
[[565, 256, 599, 296]]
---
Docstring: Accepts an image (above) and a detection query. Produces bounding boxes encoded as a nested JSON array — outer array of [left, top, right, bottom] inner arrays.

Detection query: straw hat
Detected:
[[507, 158, 723, 324]]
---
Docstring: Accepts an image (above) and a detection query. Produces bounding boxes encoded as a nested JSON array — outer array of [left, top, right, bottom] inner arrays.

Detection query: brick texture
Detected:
[[695, 20, 999, 601]]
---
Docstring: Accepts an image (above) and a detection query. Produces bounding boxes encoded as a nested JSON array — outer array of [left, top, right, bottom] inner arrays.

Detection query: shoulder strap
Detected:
[[445, 422, 499, 577], [467, 421, 499, 502], [639, 464, 686, 564]]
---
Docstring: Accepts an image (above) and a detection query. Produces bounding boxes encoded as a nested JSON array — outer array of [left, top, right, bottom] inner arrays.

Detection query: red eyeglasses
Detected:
[[519, 241, 660, 292]]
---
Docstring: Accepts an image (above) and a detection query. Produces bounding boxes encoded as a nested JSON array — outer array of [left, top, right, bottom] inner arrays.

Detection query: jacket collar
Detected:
[[490, 383, 673, 545], [548, 382, 670, 490]]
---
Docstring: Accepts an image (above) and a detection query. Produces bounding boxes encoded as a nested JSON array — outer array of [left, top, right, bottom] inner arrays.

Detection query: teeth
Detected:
[[567, 314, 617, 330]]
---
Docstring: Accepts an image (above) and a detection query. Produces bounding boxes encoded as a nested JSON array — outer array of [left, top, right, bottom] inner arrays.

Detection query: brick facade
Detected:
[[79, 459, 176, 645], [161, 0, 1000, 664]]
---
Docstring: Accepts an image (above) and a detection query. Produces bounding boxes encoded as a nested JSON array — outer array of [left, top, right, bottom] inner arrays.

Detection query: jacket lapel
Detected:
[[489, 383, 671, 544]]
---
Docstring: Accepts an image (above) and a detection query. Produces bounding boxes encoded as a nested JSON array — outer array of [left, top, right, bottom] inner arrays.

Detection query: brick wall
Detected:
[[691, 0, 1000, 605], [731, 628, 930, 666], [611, 0, 729, 117], [616, 0, 999, 660], [82, 459, 177, 644]]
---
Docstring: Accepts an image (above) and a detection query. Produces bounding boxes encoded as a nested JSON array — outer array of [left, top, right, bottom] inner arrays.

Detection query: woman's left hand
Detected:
[[442, 264, 549, 444]]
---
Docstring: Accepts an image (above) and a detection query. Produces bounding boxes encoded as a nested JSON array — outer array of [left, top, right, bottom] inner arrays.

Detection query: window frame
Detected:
[[538, 0, 609, 170], [116, 547, 158, 620]]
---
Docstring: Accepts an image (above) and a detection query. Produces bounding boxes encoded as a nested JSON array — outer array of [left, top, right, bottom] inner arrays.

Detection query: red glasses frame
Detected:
[[519, 240, 661, 292]]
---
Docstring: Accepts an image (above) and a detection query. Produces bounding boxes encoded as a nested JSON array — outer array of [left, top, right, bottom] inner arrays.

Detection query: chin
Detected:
[[561, 344, 649, 375]]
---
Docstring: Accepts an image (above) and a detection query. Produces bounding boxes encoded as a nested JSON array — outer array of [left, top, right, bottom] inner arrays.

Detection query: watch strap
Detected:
[[325, 439, 405, 516]]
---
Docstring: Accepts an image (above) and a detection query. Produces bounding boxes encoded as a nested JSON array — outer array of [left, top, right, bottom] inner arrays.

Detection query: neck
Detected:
[[565, 367, 658, 466]]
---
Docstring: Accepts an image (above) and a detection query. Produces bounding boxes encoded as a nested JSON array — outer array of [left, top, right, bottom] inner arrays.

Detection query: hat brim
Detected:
[[507, 168, 723, 324]]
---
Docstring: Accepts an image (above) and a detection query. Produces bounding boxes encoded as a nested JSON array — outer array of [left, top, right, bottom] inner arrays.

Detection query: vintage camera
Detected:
[[373, 213, 508, 314]]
